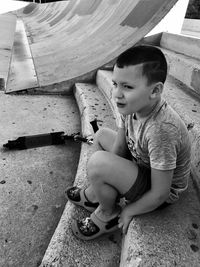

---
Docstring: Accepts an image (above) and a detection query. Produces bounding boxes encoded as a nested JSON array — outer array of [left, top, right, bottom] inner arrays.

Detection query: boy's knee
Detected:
[[94, 127, 109, 142], [88, 151, 107, 180], [94, 127, 116, 151]]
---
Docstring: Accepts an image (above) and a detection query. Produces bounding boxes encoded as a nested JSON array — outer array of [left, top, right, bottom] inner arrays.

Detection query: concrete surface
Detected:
[[159, 33, 200, 96], [6, 18, 38, 93], [160, 48, 200, 96], [0, 92, 81, 267], [182, 18, 200, 38], [13, 0, 181, 91], [0, 13, 16, 90], [160, 32, 200, 61], [120, 179, 200, 267]]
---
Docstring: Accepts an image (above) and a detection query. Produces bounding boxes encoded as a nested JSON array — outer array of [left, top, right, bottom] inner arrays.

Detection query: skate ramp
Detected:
[[10, 0, 179, 92], [0, 13, 16, 90]]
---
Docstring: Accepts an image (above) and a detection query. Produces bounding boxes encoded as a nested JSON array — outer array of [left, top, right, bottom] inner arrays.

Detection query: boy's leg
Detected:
[[66, 128, 118, 209], [71, 128, 139, 239], [92, 127, 117, 152], [85, 127, 117, 202], [88, 150, 138, 220]]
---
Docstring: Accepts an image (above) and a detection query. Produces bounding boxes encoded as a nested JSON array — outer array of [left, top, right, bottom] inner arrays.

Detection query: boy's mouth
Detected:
[[116, 102, 126, 108]]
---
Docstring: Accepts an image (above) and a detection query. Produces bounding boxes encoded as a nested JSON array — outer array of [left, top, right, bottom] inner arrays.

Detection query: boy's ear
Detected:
[[150, 82, 163, 99]]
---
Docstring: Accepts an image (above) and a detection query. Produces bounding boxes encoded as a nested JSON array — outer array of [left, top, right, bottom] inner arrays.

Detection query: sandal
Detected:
[[65, 186, 99, 212], [71, 210, 120, 240]]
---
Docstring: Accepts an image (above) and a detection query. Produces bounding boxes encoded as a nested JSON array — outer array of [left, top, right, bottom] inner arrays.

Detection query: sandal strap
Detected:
[[90, 211, 119, 231], [80, 189, 99, 208]]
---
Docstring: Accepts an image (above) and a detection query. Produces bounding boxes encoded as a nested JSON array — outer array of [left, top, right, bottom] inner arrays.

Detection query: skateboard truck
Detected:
[[3, 119, 98, 150]]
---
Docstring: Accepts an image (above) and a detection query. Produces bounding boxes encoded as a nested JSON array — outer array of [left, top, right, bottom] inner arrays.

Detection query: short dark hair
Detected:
[[115, 45, 168, 85]]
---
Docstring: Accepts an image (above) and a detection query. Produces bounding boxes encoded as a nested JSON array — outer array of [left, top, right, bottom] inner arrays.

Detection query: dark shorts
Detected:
[[121, 164, 170, 210], [122, 165, 151, 203]]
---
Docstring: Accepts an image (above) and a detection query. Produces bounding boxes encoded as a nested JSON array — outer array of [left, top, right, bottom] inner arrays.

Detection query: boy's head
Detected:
[[112, 45, 168, 117], [115, 45, 167, 85]]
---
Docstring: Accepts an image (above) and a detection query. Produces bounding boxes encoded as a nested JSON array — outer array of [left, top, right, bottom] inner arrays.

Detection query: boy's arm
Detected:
[[118, 168, 173, 234], [111, 127, 130, 158]]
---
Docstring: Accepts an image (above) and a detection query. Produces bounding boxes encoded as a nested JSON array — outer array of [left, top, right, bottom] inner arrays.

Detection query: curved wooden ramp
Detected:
[[10, 0, 179, 93]]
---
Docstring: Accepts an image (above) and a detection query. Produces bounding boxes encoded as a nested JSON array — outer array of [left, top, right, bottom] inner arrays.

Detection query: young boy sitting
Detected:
[[66, 45, 191, 240]]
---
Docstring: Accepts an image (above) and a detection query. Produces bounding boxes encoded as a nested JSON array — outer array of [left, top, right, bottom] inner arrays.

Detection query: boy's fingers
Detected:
[[123, 224, 128, 235], [118, 222, 123, 228], [122, 220, 130, 235]]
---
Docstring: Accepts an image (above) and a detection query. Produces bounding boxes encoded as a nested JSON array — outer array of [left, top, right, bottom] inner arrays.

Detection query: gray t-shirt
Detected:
[[119, 99, 191, 203]]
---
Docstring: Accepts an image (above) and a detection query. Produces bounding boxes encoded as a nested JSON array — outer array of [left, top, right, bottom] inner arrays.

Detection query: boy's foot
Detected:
[[65, 186, 99, 212], [71, 207, 121, 240]]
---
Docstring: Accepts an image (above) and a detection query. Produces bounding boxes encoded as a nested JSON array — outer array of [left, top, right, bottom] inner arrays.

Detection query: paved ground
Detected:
[[0, 92, 81, 267]]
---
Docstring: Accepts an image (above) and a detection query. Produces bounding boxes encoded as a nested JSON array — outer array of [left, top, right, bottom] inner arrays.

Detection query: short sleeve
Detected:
[[147, 123, 179, 170]]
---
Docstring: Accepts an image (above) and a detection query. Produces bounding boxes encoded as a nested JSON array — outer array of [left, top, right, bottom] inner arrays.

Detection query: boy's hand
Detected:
[[118, 208, 133, 235]]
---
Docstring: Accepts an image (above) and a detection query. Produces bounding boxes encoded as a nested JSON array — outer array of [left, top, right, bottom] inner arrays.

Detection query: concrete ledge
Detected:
[[160, 32, 200, 61], [96, 69, 200, 266], [40, 83, 120, 267], [120, 181, 200, 267], [160, 47, 200, 96], [182, 18, 200, 34]]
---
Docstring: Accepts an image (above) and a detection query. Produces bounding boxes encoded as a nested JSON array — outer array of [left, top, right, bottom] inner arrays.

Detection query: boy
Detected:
[[66, 45, 191, 240]]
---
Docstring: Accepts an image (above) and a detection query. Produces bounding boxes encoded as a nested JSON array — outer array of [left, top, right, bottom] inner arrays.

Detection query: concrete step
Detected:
[[40, 83, 120, 267], [159, 32, 200, 97], [160, 32, 200, 61], [160, 47, 200, 97], [181, 18, 200, 39], [141, 32, 200, 97], [96, 69, 200, 266]]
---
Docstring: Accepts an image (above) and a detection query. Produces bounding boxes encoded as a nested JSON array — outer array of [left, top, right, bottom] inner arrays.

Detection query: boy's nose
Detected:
[[113, 86, 123, 99]]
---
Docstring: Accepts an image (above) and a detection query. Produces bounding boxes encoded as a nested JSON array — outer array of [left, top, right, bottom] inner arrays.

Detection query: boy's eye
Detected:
[[112, 81, 117, 87], [124, 85, 133, 89], [112, 82, 133, 90]]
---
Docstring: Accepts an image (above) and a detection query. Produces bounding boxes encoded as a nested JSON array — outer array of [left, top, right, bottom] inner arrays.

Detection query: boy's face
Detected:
[[112, 64, 155, 117]]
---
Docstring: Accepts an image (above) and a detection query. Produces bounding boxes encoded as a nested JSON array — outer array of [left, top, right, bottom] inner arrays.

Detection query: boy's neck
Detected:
[[136, 98, 161, 120]]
